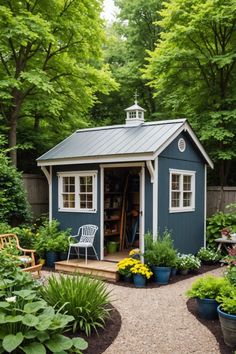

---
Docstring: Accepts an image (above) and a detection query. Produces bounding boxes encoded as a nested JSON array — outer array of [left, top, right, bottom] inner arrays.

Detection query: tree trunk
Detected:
[[8, 89, 22, 167]]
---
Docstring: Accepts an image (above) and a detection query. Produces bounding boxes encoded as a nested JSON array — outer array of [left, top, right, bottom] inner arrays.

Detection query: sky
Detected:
[[102, 0, 118, 22]]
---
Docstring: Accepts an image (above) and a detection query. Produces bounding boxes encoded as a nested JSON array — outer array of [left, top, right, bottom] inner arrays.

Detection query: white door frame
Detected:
[[100, 162, 145, 260]]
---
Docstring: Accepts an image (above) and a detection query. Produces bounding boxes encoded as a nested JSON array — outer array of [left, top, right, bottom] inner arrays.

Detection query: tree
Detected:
[[0, 135, 31, 225], [0, 0, 116, 167], [90, 0, 162, 125], [144, 0, 236, 187]]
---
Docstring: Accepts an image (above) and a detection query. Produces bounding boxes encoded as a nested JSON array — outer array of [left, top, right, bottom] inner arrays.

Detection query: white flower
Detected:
[[6, 296, 16, 303]]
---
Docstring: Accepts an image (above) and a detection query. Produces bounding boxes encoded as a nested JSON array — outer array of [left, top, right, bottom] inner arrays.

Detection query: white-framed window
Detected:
[[58, 171, 97, 213], [169, 169, 195, 213], [129, 111, 137, 119]]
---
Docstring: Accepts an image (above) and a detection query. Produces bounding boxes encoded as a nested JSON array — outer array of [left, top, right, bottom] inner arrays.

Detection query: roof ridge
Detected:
[[76, 119, 186, 133]]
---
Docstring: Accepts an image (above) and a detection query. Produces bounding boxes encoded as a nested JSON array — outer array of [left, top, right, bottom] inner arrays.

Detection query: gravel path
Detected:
[[104, 267, 225, 354]]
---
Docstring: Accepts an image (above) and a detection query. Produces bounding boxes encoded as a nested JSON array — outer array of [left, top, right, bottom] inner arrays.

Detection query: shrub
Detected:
[[40, 273, 111, 336], [186, 275, 229, 300], [34, 219, 70, 257], [216, 283, 236, 315], [197, 247, 222, 263], [144, 230, 177, 267], [207, 204, 236, 250], [225, 266, 236, 286], [0, 135, 31, 225], [0, 289, 87, 354]]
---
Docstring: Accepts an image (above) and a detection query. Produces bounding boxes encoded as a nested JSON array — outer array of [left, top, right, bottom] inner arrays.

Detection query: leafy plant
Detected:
[[34, 219, 70, 257], [216, 283, 236, 315], [177, 254, 201, 271], [144, 230, 177, 267], [197, 248, 222, 263], [186, 275, 229, 300], [0, 289, 88, 354], [225, 266, 236, 286], [206, 204, 236, 250], [40, 273, 111, 336], [0, 136, 31, 225]]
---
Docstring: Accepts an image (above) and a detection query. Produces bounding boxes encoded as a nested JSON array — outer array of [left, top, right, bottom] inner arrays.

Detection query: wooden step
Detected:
[[55, 259, 119, 282]]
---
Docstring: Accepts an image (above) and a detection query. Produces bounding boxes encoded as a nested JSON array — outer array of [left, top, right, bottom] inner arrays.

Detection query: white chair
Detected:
[[67, 224, 99, 264]]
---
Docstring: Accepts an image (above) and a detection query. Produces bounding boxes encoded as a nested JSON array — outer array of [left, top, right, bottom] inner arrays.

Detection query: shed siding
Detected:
[[52, 164, 101, 258], [158, 132, 205, 254]]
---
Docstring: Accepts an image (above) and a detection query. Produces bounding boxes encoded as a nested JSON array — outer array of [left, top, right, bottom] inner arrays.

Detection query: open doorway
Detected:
[[103, 167, 141, 261]]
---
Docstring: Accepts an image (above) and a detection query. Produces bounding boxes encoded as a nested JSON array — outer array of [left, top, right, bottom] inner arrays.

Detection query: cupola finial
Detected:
[[134, 90, 138, 105]]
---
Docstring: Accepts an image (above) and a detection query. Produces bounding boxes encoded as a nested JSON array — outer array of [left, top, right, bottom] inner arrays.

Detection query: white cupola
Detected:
[[125, 93, 146, 126]]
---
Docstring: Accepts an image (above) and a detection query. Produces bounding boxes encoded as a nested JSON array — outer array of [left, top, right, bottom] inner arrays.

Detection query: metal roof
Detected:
[[37, 119, 213, 168], [37, 119, 186, 161]]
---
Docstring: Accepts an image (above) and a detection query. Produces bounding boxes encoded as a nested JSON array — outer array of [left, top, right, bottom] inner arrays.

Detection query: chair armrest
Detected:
[[68, 235, 79, 243], [17, 246, 36, 253]]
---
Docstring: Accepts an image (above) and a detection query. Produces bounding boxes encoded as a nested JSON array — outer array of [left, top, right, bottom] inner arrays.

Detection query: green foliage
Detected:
[[144, 230, 177, 267], [40, 273, 111, 336], [0, 136, 31, 224], [197, 247, 222, 263], [206, 204, 236, 249], [0, 0, 117, 167], [34, 219, 70, 257], [143, 0, 236, 185], [0, 252, 37, 295], [0, 288, 87, 354], [186, 275, 229, 300], [225, 266, 236, 287], [216, 283, 236, 315]]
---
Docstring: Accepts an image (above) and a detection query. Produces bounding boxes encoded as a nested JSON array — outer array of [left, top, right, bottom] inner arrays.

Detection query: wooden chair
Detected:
[[67, 225, 99, 264], [0, 233, 42, 277]]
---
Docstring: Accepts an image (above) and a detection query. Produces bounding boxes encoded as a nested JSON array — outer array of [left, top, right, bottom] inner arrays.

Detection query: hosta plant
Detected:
[[40, 273, 111, 336], [0, 289, 88, 354]]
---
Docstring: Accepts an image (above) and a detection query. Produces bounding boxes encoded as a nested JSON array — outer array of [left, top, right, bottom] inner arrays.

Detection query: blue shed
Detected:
[[37, 100, 213, 259]]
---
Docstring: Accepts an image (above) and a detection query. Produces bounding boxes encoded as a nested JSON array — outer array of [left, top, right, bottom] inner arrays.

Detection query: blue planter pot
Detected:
[[152, 266, 171, 284], [217, 305, 236, 347], [46, 251, 59, 267], [196, 298, 219, 320], [133, 274, 146, 288]]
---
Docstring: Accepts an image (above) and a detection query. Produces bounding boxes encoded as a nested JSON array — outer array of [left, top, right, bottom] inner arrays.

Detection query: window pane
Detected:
[[183, 175, 191, 191], [87, 194, 92, 202], [80, 185, 86, 193], [183, 192, 191, 207], [80, 194, 86, 202], [86, 176, 92, 185], [80, 177, 86, 185], [80, 202, 86, 208], [63, 194, 75, 208], [172, 174, 180, 190], [87, 202, 92, 209], [171, 192, 180, 207], [87, 185, 92, 192]]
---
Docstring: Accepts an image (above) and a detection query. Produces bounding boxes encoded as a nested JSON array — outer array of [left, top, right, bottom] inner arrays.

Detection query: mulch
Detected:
[[70, 305, 122, 354]]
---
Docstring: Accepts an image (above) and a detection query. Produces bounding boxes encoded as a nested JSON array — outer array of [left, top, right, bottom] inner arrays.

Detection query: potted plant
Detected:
[[177, 254, 201, 275], [197, 247, 222, 265], [186, 275, 228, 320], [130, 261, 153, 288], [216, 282, 236, 347], [144, 230, 177, 285], [117, 257, 139, 282]]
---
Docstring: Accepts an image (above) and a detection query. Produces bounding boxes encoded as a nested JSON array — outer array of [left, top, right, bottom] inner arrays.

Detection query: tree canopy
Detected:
[[0, 0, 116, 167], [143, 0, 236, 185]]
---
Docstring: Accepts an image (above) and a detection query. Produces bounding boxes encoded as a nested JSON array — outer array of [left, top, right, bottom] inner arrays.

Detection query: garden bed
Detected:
[[187, 298, 236, 354], [114, 263, 222, 288]]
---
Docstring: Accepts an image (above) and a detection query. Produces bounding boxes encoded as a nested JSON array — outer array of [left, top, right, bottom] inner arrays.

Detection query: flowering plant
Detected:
[[130, 261, 153, 279], [223, 246, 236, 267], [197, 247, 222, 263], [117, 258, 139, 277], [129, 249, 141, 259], [221, 227, 231, 239], [177, 254, 201, 270]]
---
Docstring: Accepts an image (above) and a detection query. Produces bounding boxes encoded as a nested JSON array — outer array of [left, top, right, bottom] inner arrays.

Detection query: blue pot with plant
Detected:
[[130, 262, 153, 288], [186, 275, 228, 320], [216, 280, 236, 347], [144, 230, 177, 285]]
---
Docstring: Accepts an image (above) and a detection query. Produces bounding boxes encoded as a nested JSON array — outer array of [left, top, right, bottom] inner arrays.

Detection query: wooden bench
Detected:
[[0, 233, 42, 277]]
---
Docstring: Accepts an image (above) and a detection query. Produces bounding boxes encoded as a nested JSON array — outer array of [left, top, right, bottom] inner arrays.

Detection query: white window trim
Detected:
[[57, 171, 97, 213], [169, 169, 195, 213]]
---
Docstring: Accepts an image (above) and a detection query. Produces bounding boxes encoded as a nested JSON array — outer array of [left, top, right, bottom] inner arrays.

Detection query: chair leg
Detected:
[[67, 246, 71, 262], [92, 246, 99, 261], [85, 247, 87, 264]]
